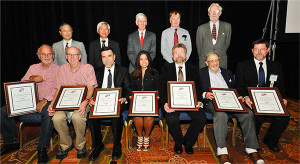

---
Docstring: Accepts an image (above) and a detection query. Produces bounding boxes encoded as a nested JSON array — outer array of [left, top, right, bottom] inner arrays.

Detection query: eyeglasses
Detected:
[[66, 54, 80, 57], [39, 53, 54, 56], [209, 10, 220, 14], [173, 52, 186, 55], [253, 48, 267, 52], [207, 59, 220, 63]]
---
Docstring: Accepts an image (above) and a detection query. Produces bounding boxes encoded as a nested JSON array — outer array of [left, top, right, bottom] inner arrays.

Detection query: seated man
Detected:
[[48, 46, 97, 159], [199, 52, 264, 164], [159, 43, 207, 154], [1, 44, 58, 163], [88, 47, 131, 161]]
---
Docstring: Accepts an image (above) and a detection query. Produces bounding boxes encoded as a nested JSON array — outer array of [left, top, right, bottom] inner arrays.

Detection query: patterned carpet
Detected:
[[1, 98, 299, 164]]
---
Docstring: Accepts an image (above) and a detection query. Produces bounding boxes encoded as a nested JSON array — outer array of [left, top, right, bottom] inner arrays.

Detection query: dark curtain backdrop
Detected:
[[1, 0, 299, 104]]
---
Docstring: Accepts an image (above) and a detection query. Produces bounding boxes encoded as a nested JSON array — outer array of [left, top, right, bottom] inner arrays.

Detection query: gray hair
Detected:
[[36, 44, 54, 55], [96, 21, 110, 32], [135, 13, 147, 23], [206, 52, 219, 61], [208, 3, 223, 13]]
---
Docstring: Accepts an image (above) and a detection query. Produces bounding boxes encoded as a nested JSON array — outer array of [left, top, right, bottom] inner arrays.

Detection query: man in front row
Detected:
[[88, 47, 131, 161], [48, 46, 97, 159], [199, 52, 264, 164], [159, 43, 207, 154], [235, 39, 289, 152], [1, 45, 58, 163]]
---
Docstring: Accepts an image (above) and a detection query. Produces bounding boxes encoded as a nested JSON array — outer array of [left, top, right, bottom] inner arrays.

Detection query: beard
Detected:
[[41, 59, 53, 65]]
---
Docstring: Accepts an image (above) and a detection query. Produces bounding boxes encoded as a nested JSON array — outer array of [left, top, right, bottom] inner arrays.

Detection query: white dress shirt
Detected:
[[102, 64, 115, 88], [100, 38, 109, 48], [210, 21, 219, 45], [175, 63, 186, 81]]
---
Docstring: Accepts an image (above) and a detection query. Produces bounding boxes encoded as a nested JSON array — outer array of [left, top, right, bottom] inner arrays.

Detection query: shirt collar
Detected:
[[208, 67, 221, 75], [171, 26, 181, 30], [254, 58, 267, 66], [210, 20, 219, 26], [63, 39, 72, 45]]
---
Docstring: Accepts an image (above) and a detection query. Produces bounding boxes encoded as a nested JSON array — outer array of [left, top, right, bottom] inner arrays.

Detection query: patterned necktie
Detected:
[[140, 32, 144, 50], [174, 29, 178, 45], [258, 62, 265, 87], [178, 66, 183, 81], [102, 40, 106, 49], [212, 24, 216, 40], [107, 69, 112, 88], [65, 42, 69, 51]]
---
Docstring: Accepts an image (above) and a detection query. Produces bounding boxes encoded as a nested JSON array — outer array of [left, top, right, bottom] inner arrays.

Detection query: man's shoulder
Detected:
[[129, 31, 138, 36], [115, 65, 128, 73], [220, 21, 231, 26], [198, 22, 209, 28], [199, 66, 208, 73], [72, 40, 84, 45], [178, 27, 190, 33], [162, 27, 171, 34], [89, 39, 99, 45], [52, 40, 63, 46]]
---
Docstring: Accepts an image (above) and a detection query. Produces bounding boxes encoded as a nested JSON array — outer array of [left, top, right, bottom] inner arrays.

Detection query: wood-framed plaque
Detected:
[[89, 88, 122, 118], [247, 87, 289, 116], [209, 88, 247, 113], [53, 86, 87, 110], [129, 91, 159, 117], [167, 81, 198, 111], [3, 80, 38, 117]]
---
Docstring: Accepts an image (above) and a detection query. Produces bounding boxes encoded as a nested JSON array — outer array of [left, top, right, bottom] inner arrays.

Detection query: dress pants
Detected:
[[52, 106, 90, 150], [164, 109, 207, 146], [206, 101, 259, 149], [255, 114, 289, 147]]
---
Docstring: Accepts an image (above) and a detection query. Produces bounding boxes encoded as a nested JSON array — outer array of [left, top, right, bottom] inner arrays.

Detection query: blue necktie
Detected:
[[258, 62, 265, 87], [107, 69, 112, 88]]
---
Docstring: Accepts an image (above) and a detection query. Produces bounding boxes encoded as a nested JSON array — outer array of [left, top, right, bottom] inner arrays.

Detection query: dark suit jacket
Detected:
[[127, 30, 156, 73], [94, 65, 131, 100], [130, 69, 159, 92], [235, 59, 285, 98], [159, 63, 202, 105], [88, 38, 121, 69]]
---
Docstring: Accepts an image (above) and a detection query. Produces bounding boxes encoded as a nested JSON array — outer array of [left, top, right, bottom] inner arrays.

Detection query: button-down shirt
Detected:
[[21, 62, 59, 101], [102, 64, 115, 88], [161, 27, 192, 63], [100, 38, 109, 48], [210, 21, 219, 45], [63, 39, 72, 51], [175, 63, 186, 81], [138, 29, 146, 39], [254, 58, 267, 84], [202, 68, 228, 99]]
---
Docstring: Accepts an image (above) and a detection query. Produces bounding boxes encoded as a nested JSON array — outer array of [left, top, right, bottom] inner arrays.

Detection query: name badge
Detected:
[[269, 74, 278, 82]]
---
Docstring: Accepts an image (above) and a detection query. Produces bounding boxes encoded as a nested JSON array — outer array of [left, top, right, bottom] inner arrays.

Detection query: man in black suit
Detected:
[[88, 47, 131, 161], [88, 21, 121, 69], [235, 39, 289, 153], [199, 52, 264, 164], [159, 43, 207, 154]]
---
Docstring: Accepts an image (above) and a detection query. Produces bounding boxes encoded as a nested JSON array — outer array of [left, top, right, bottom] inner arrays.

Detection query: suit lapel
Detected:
[[204, 67, 211, 89], [266, 60, 272, 87], [205, 23, 214, 46], [97, 67, 105, 87], [216, 21, 224, 46], [113, 65, 119, 85], [250, 60, 259, 84], [135, 31, 141, 50]]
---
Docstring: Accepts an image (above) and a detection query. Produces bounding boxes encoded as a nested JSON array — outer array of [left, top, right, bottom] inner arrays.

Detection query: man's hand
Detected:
[[36, 99, 47, 113], [119, 98, 126, 104], [283, 99, 287, 106], [30, 75, 44, 83], [89, 99, 95, 106], [244, 97, 252, 109], [205, 92, 214, 100], [238, 96, 245, 102], [47, 104, 55, 116], [164, 103, 175, 113], [196, 101, 203, 108], [78, 101, 88, 116]]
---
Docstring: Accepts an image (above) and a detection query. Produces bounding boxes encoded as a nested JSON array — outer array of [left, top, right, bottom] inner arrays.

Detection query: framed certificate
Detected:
[[3, 81, 38, 117], [53, 86, 87, 110], [247, 87, 289, 116], [167, 81, 198, 111], [129, 91, 159, 117], [89, 88, 122, 118], [209, 88, 247, 113]]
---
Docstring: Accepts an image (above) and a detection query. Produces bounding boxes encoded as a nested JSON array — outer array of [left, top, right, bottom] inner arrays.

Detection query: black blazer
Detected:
[[130, 69, 159, 92], [88, 38, 121, 69], [235, 59, 285, 98], [159, 63, 202, 105], [94, 65, 131, 99]]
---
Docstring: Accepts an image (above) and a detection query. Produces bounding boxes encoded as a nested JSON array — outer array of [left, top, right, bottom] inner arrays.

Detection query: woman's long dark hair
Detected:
[[132, 50, 157, 78]]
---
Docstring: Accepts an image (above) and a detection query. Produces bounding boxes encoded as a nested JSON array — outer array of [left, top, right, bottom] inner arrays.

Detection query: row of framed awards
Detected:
[[3, 81, 289, 118]]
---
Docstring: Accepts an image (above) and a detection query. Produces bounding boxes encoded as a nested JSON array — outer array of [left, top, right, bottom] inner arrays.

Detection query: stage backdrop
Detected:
[[1, 1, 299, 101]]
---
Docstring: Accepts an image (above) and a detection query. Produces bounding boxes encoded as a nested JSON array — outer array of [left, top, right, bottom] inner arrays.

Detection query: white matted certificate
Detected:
[[4, 81, 38, 117], [129, 91, 158, 116], [53, 86, 87, 110], [209, 88, 247, 113], [89, 88, 122, 118], [248, 87, 289, 116], [167, 81, 198, 111]]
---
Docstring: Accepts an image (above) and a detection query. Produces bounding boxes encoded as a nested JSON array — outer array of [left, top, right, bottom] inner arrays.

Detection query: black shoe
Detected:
[[174, 144, 183, 154], [77, 147, 87, 159], [89, 144, 105, 161], [263, 138, 281, 152], [184, 145, 194, 154], [0, 143, 19, 156], [111, 145, 122, 160], [37, 148, 49, 163], [56, 143, 74, 159]]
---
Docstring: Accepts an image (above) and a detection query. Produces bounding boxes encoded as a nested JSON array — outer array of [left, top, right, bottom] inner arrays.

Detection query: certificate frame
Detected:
[[167, 81, 198, 111], [3, 80, 38, 117], [89, 88, 122, 118], [53, 86, 87, 110], [209, 88, 247, 113], [247, 87, 289, 116], [129, 91, 159, 117]]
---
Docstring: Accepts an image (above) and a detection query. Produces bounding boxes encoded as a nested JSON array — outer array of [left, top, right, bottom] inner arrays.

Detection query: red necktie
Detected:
[[174, 29, 178, 45], [140, 32, 144, 50], [212, 24, 216, 40]]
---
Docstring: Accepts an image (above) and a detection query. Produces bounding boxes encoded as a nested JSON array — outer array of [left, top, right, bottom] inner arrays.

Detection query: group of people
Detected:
[[0, 2, 289, 164]]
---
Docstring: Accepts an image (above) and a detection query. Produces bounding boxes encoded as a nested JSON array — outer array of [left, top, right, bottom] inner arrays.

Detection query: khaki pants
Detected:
[[52, 106, 90, 150]]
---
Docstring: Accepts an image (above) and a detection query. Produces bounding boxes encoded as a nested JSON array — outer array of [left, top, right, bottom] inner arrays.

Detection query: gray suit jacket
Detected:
[[52, 40, 87, 66], [196, 21, 231, 68], [127, 30, 156, 73]]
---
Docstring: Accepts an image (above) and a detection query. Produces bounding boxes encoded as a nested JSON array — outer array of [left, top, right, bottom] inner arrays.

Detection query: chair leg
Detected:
[[159, 120, 164, 150], [19, 122, 24, 149], [232, 118, 237, 147], [165, 124, 169, 149], [128, 120, 133, 149], [123, 121, 128, 149], [203, 125, 207, 148], [197, 133, 201, 149], [50, 137, 53, 151]]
